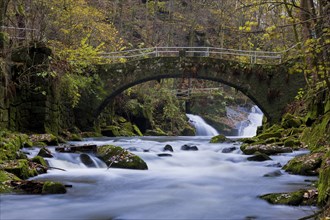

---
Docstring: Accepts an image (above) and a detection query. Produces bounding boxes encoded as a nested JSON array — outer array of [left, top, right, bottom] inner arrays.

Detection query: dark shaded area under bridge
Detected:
[[77, 56, 305, 128]]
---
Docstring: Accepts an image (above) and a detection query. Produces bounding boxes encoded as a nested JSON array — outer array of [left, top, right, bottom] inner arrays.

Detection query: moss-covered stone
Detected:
[[283, 138, 302, 148], [0, 170, 21, 193], [241, 144, 292, 155], [283, 152, 324, 176], [31, 156, 48, 167], [80, 132, 103, 138], [97, 145, 148, 170], [260, 189, 317, 206], [318, 150, 330, 205], [281, 113, 303, 129], [29, 134, 58, 146], [2, 159, 37, 180], [37, 147, 53, 158], [42, 181, 66, 194], [257, 131, 282, 140], [301, 112, 330, 152], [210, 134, 229, 143], [181, 125, 196, 136], [0, 132, 31, 161]]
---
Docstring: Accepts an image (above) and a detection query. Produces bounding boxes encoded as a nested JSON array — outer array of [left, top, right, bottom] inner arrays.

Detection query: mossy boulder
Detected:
[[97, 145, 148, 170], [283, 138, 302, 149], [0, 170, 21, 193], [0, 132, 31, 161], [31, 156, 48, 167], [37, 147, 53, 158], [318, 151, 330, 205], [210, 134, 230, 143], [42, 181, 66, 194], [281, 113, 303, 129], [283, 152, 324, 176], [257, 131, 282, 140], [29, 134, 58, 146], [80, 132, 103, 138], [260, 189, 317, 206], [241, 144, 292, 155], [2, 159, 38, 180], [181, 125, 196, 136]]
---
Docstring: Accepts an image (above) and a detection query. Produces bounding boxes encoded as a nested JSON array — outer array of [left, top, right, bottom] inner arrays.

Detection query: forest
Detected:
[[0, 0, 329, 219]]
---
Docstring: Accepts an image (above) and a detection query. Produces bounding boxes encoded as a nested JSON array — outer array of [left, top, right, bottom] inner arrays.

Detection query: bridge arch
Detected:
[[94, 56, 305, 123]]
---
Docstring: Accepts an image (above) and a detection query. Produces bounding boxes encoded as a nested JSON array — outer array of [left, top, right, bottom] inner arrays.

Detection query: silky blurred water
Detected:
[[0, 136, 317, 220]]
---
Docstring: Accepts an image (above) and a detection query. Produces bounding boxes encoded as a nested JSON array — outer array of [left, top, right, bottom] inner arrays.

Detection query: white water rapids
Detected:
[[1, 135, 317, 220]]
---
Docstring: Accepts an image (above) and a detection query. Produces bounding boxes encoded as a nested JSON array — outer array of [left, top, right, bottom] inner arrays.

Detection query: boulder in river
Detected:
[[163, 144, 174, 152], [240, 144, 292, 155], [283, 152, 324, 176], [181, 144, 198, 151], [97, 145, 148, 170]]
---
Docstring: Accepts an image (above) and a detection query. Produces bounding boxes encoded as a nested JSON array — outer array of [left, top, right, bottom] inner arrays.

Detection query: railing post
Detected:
[[206, 47, 210, 57], [155, 47, 158, 57]]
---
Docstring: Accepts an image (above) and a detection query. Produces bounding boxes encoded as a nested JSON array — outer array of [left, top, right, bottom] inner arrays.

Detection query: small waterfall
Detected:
[[187, 114, 219, 136], [47, 152, 107, 169], [239, 106, 263, 137]]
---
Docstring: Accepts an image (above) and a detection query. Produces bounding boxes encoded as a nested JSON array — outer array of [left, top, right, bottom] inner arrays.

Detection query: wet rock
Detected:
[[247, 152, 272, 162], [210, 134, 229, 143], [31, 156, 48, 167], [80, 154, 97, 168], [260, 189, 317, 206], [3, 159, 38, 180], [181, 144, 198, 151], [42, 181, 67, 194], [264, 170, 282, 177], [97, 145, 148, 170], [241, 144, 292, 155], [37, 147, 53, 158], [163, 144, 174, 152], [157, 153, 172, 157], [222, 147, 237, 153], [283, 152, 324, 176]]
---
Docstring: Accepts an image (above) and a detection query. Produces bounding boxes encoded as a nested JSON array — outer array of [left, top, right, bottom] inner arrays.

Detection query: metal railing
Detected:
[[100, 45, 300, 64]]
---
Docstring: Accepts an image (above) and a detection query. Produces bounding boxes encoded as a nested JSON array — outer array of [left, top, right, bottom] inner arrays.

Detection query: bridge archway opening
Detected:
[[95, 77, 266, 135]]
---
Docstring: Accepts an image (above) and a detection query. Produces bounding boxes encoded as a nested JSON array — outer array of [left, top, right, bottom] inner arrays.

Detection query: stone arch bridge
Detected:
[[78, 47, 304, 128]]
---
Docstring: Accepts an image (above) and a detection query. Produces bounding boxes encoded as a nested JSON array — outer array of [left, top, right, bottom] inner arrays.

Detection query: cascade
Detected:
[[186, 114, 219, 136], [238, 105, 263, 137]]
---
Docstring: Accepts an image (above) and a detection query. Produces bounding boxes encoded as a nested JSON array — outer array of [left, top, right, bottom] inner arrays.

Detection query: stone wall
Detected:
[[0, 44, 74, 134]]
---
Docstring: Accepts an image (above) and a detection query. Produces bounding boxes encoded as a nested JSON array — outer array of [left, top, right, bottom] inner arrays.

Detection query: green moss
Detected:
[[0, 170, 20, 193], [31, 156, 48, 167], [3, 159, 37, 180], [42, 181, 66, 194], [281, 113, 303, 129], [133, 125, 143, 136], [260, 190, 306, 206], [257, 131, 282, 140], [29, 134, 58, 146], [283, 138, 301, 148], [97, 145, 148, 170], [301, 112, 330, 152], [318, 151, 330, 205], [32, 142, 47, 147], [210, 134, 228, 143], [145, 127, 167, 136], [283, 152, 324, 176]]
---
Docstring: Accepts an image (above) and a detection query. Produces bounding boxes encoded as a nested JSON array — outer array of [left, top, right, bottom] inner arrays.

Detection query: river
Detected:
[[0, 111, 318, 220]]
